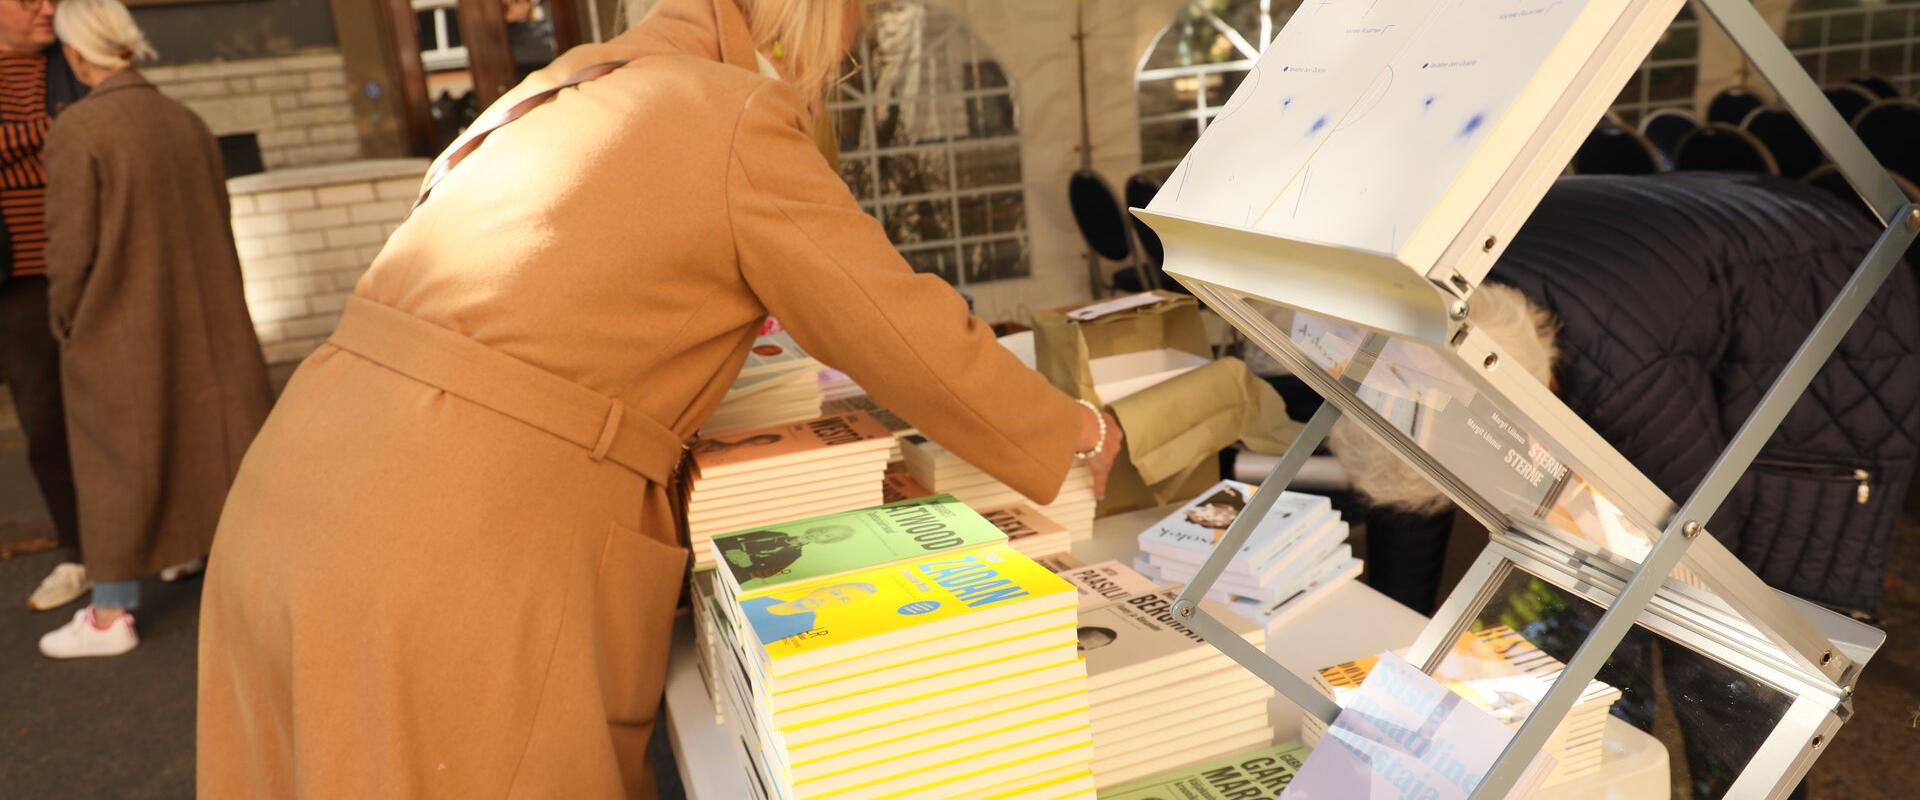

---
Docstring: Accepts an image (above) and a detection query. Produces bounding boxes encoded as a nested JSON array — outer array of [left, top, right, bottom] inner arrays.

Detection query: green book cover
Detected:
[[1102, 741, 1312, 800], [712, 495, 1007, 594]]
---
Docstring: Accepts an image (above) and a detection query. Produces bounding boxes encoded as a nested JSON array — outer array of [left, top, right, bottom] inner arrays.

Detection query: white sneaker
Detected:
[[39, 608, 139, 659], [27, 562, 91, 611], [160, 558, 206, 583]]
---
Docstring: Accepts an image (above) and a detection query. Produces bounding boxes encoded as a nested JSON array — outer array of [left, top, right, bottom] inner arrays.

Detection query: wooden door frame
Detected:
[[546, 0, 588, 50], [381, 0, 439, 156], [357, 0, 598, 157]]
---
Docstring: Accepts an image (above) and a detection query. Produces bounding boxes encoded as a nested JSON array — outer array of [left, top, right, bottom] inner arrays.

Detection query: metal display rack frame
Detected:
[[1134, 2, 1916, 797]]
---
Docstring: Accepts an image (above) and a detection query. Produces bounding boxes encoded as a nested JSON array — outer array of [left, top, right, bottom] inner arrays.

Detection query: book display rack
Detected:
[[1135, 1, 1916, 797]]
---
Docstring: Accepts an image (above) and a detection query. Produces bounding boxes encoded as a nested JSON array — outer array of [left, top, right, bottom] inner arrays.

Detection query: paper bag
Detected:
[[1032, 294, 1297, 514], [1032, 291, 1210, 408]]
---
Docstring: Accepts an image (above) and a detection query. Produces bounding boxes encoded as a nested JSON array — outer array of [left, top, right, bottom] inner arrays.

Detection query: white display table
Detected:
[[662, 505, 1669, 798]]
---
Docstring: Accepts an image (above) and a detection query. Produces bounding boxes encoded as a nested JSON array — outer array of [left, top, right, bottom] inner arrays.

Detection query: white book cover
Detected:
[[1225, 557, 1365, 627], [1157, 542, 1353, 605], [1079, 589, 1261, 690], [1149, 517, 1349, 592], [1054, 560, 1163, 612], [1285, 653, 1554, 799], [1147, 0, 1632, 270], [1138, 481, 1335, 575]]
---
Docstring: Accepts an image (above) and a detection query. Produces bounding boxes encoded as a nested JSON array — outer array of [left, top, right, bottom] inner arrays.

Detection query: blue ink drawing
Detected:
[[1460, 112, 1487, 138], [1308, 115, 1329, 136], [1423, 96, 1436, 114]]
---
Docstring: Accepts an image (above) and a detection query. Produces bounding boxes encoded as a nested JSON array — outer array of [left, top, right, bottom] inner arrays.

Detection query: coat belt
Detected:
[[327, 297, 690, 487]]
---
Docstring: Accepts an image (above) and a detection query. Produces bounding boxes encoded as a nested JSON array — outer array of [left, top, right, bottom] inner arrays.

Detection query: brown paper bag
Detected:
[[1031, 291, 1210, 407], [1031, 292, 1234, 514]]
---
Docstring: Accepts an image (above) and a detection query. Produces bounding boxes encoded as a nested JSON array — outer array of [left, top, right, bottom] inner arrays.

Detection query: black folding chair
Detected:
[[1673, 123, 1780, 175], [1705, 87, 1764, 125], [1853, 99, 1920, 189], [1639, 108, 1699, 168], [1069, 170, 1153, 294], [1571, 124, 1662, 175], [1819, 84, 1876, 126], [1741, 107, 1824, 180]]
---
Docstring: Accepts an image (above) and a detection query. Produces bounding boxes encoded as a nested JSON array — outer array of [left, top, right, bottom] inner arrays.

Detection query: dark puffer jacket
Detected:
[[1490, 172, 1919, 614]]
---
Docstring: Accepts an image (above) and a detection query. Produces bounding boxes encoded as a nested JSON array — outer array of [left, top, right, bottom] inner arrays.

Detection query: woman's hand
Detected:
[[1077, 404, 1124, 500]]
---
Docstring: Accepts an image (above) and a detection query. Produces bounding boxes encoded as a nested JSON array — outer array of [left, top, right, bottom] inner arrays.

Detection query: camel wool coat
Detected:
[[42, 71, 271, 583], [196, 0, 1082, 797]]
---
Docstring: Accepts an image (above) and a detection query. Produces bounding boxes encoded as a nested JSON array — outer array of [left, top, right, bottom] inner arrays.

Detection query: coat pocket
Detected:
[[1750, 459, 1874, 504], [595, 520, 689, 725]]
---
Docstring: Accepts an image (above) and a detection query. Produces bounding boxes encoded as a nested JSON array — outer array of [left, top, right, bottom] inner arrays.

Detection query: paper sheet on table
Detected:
[[1285, 652, 1555, 799]]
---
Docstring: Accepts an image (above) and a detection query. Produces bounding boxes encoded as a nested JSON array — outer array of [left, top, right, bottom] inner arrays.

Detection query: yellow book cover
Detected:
[[738, 544, 1073, 670]]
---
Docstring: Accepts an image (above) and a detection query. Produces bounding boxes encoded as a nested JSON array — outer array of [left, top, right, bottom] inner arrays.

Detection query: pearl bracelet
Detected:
[[1074, 399, 1106, 461]]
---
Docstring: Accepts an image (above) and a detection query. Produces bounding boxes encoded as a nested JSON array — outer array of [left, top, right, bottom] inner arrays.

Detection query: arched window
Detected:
[[1785, 0, 1920, 95], [1609, 7, 1701, 127], [830, 1, 1030, 287], [1135, 1, 1303, 181]]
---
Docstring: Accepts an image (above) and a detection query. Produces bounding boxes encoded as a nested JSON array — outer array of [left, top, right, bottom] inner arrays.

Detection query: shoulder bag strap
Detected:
[[413, 59, 631, 212]]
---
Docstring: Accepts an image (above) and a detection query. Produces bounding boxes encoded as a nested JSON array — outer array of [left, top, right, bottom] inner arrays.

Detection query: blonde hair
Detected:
[[53, 0, 157, 71], [629, 0, 857, 100]]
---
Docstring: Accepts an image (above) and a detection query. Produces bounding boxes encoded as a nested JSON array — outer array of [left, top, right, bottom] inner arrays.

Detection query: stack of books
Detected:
[[815, 367, 865, 404], [1100, 741, 1311, 800], [703, 329, 825, 435], [688, 412, 894, 570], [1300, 625, 1622, 787], [694, 496, 1097, 799], [885, 468, 1073, 559], [820, 395, 918, 463], [1042, 556, 1161, 612], [1134, 480, 1360, 626], [880, 465, 931, 504], [977, 504, 1073, 560], [1051, 560, 1275, 788], [901, 435, 1096, 540]]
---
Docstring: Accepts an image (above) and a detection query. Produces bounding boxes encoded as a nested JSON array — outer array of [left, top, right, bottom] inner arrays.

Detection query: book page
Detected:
[[1160, 0, 1434, 227], [1287, 653, 1556, 799], [692, 412, 891, 474], [1155, 0, 1609, 262], [1259, 0, 1596, 255]]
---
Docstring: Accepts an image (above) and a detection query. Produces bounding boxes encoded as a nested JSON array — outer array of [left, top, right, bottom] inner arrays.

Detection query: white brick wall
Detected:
[[145, 50, 363, 170], [227, 160, 428, 376]]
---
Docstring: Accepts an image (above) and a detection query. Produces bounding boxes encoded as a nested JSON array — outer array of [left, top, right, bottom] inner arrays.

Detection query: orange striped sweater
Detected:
[[0, 53, 49, 278]]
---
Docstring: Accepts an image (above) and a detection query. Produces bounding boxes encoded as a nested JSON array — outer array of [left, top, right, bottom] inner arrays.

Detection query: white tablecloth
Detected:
[[663, 505, 1669, 798]]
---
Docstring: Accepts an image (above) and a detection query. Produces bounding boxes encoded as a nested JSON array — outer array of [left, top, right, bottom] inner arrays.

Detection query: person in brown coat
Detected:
[[196, 0, 1122, 797], [35, 0, 271, 658]]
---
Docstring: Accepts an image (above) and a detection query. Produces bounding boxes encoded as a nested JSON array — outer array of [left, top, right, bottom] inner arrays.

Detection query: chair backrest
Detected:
[[1639, 108, 1700, 166], [1122, 174, 1165, 272], [1853, 98, 1920, 187], [1570, 124, 1662, 176], [1068, 169, 1132, 262], [1741, 107, 1824, 180], [1706, 87, 1764, 125], [1824, 84, 1877, 125], [1802, 163, 1920, 223], [1673, 123, 1781, 176], [1848, 75, 1901, 100]]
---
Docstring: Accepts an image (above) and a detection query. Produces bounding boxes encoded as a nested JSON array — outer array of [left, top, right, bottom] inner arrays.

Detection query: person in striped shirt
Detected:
[[0, 0, 90, 612]]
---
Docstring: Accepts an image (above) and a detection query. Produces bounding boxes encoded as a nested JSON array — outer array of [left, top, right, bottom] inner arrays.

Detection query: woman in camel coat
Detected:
[[36, 0, 270, 658], [196, 0, 1121, 796]]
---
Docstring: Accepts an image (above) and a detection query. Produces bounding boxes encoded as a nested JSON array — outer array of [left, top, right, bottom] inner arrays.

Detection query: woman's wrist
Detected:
[[1073, 400, 1106, 461]]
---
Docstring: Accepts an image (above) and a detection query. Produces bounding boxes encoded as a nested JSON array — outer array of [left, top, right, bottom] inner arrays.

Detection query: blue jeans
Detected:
[[92, 580, 139, 611]]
